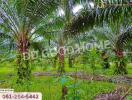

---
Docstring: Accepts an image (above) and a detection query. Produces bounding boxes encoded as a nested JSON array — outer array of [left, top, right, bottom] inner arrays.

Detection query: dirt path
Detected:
[[33, 72, 132, 85], [94, 87, 132, 100]]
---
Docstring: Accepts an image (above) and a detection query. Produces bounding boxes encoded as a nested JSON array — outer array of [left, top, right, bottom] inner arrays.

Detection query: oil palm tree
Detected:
[[0, 0, 59, 83], [114, 26, 132, 74], [50, 0, 82, 74], [89, 26, 131, 74]]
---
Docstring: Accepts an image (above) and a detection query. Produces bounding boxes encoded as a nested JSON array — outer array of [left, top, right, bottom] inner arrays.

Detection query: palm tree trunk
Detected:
[[16, 34, 31, 84], [114, 50, 127, 75], [58, 39, 65, 74], [53, 54, 58, 68], [68, 54, 74, 68], [62, 86, 68, 100]]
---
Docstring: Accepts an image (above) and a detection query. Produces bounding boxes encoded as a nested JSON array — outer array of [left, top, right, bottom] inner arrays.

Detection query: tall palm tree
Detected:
[[0, 0, 59, 83], [55, 0, 74, 74], [51, 0, 81, 74]]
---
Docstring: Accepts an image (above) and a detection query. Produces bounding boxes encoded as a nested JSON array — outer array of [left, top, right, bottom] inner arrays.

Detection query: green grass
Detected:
[[1, 76, 115, 100], [0, 61, 132, 100], [32, 62, 132, 77]]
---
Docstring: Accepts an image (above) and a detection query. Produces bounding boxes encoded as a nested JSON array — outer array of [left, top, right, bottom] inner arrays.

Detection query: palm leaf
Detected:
[[116, 26, 132, 50], [64, 2, 132, 37]]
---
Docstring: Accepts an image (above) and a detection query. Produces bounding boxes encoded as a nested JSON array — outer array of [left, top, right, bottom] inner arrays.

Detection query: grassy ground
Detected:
[[0, 61, 132, 100], [0, 76, 115, 100], [33, 62, 132, 77]]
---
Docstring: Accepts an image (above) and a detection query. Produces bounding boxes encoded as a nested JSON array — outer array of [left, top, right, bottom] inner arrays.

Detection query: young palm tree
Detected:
[[0, 0, 59, 83], [114, 26, 132, 74]]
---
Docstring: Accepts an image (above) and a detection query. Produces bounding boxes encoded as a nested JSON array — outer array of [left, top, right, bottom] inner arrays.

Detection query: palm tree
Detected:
[[0, 0, 59, 83], [50, 0, 82, 74], [89, 26, 131, 74], [114, 26, 132, 74], [56, 0, 74, 74]]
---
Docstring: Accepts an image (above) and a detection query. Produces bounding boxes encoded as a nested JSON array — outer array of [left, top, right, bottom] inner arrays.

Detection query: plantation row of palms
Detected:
[[0, 0, 132, 85]]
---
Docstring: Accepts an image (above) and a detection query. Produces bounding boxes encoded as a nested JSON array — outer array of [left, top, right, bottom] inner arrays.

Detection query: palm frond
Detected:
[[116, 26, 132, 50], [64, 2, 132, 37]]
